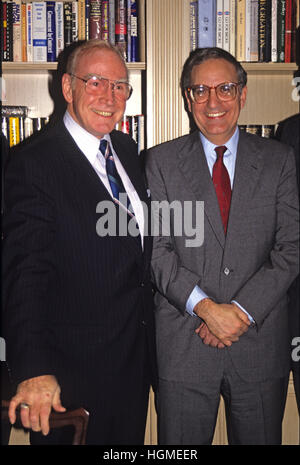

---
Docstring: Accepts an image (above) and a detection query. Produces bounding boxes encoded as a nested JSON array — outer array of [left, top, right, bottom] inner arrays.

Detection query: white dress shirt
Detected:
[[63, 111, 145, 248]]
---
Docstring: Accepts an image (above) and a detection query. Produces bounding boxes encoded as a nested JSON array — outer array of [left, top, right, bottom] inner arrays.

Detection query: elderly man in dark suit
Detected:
[[3, 40, 156, 445], [146, 48, 299, 445]]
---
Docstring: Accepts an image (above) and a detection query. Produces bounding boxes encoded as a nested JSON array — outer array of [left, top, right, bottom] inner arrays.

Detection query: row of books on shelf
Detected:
[[2, 106, 145, 153], [190, 0, 298, 63], [239, 123, 275, 137], [1, 0, 140, 63]]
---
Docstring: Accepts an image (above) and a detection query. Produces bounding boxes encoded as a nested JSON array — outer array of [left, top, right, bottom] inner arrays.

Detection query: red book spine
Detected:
[[284, 0, 292, 62]]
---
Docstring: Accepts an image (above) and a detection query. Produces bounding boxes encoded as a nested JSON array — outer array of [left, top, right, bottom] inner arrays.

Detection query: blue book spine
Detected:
[[130, 0, 139, 61], [190, 1, 198, 50], [46, 1, 56, 61], [85, 0, 90, 40], [198, 0, 216, 47]]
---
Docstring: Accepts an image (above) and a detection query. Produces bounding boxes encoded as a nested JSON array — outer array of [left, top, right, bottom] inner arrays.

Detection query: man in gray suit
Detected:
[[146, 48, 299, 445]]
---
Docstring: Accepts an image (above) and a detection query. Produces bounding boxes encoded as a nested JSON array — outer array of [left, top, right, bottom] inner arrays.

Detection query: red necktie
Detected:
[[212, 146, 231, 234]]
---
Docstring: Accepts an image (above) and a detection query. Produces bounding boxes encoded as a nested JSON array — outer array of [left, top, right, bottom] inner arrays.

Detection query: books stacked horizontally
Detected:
[[239, 123, 275, 137], [2, 106, 145, 152], [190, 0, 297, 62], [1, 0, 140, 62]]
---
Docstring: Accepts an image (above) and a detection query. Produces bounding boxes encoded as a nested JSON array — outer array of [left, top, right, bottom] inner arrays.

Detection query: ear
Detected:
[[62, 73, 73, 103], [185, 90, 192, 113], [239, 85, 247, 110]]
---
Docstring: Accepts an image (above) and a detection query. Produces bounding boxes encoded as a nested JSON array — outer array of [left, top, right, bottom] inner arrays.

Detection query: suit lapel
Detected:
[[227, 131, 262, 236], [176, 131, 226, 248], [57, 124, 144, 259]]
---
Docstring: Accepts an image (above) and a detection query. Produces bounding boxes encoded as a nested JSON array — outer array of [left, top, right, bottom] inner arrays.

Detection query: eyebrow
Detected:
[[84, 73, 129, 83]]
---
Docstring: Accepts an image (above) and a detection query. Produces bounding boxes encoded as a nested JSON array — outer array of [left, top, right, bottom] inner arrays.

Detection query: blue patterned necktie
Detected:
[[99, 139, 135, 217]]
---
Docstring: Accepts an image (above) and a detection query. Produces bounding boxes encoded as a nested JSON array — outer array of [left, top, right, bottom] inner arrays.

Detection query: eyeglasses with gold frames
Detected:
[[186, 82, 242, 104]]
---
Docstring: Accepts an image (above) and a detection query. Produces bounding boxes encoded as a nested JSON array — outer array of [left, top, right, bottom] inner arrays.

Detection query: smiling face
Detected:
[[62, 48, 128, 139], [185, 58, 247, 145]]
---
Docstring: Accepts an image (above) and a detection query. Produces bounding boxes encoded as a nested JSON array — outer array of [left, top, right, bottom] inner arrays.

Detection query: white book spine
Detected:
[[32, 2, 47, 62], [216, 0, 224, 48], [229, 0, 236, 56], [271, 0, 277, 62], [26, 3, 33, 61], [223, 0, 230, 51], [55, 2, 64, 59], [245, 0, 251, 61]]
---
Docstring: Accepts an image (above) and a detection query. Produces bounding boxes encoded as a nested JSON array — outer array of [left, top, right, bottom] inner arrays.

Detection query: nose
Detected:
[[99, 83, 115, 103], [206, 87, 219, 107]]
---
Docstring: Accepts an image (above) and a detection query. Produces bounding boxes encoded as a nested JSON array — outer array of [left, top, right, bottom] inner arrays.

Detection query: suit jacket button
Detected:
[[140, 282, 145, 287], [223, 267, 230, 276], [141, 320, 146, 326]]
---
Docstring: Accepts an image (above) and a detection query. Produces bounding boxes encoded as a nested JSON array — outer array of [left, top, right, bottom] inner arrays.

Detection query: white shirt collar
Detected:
[[63, 111, 113, 164]]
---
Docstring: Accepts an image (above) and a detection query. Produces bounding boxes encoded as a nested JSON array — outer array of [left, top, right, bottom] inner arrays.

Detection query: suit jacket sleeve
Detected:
[[3, 147, 58, 385], [146, 148, 201, 315], [233, 146, 299, 328]]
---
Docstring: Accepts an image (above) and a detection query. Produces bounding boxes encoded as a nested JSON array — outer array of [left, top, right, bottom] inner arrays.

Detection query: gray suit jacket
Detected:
[[146, 130, 299, 384]]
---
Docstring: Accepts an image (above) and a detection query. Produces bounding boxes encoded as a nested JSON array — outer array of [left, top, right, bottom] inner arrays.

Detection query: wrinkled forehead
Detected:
[[75, 48, 128, 80]]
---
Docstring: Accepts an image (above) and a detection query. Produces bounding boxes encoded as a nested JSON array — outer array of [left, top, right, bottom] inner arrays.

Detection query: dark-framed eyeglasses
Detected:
[[186, 82, 242, 104], [70, 74, 133, 100]]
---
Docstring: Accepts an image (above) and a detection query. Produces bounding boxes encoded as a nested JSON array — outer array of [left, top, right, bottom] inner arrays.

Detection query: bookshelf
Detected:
[[3, 0, 300, 446]]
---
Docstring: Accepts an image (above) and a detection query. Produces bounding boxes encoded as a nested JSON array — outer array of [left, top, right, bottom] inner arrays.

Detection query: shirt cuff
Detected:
[[231, 300, 255, 324], [186, 285, 209, 316]]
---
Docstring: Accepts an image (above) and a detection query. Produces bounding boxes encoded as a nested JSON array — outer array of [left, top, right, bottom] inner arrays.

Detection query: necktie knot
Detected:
[[100, 139, 109, 158], [214, 145, 227, 161]]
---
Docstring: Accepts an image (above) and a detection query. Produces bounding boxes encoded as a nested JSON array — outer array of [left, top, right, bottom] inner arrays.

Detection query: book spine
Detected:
[[108, 0, 115, 44], [89, 0, 101, 39], [21, 2, 27, 61], [6, 1, 13, 61], [78, 0, 86, 41], [271, 0, 277, 61], [2, 2, 8, 61], [55, 2, 64, 59], [137, 114, 144, 154], [63, 2, 72, 47], [129, 0, 138, 61], [85, 0, 90, 40], [115, 0, 127, 60], [13, 0, 22, 61], [190, 1, 198, 51], [236, 0, 245, 61], [198, 0, 216, 47], [258, 0, 267, 62], [102, 0, 109, 41], [2, 117, 9, 140], [265, 0, 271, 61], [71, 1, 78, 42], [127, 0, 131, 61], [32, 2, 47, 62], [46, 1, 56, 62], [290, 0, 297, 62], [223, 0, 230, 52], [245, 0, 251, 61], [26, 3, 33, 61], [229, 0, 236, 56], [284, 0, 292, 62], [216, 0, 223, 49], [9, 116, 20, 147], [277, 0, 286, 62], [250, 0, 259, 61]]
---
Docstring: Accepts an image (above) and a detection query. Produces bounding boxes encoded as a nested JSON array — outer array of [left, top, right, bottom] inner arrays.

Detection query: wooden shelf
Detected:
[[2, 62, 146, 73], [242, 62, 298, 74]]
